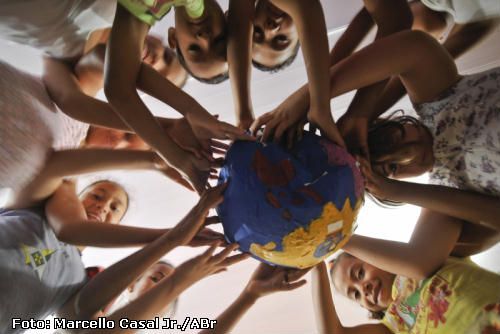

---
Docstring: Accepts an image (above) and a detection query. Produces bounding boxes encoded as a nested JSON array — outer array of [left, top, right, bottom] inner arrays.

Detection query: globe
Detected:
[[217, 132, 364, 269]]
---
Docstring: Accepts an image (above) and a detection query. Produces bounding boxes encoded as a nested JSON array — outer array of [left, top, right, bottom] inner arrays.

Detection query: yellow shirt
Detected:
[[118, 0, 204, 26], [382, 258, 500, 333]]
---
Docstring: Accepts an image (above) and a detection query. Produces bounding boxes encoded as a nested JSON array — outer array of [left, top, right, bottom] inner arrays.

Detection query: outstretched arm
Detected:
[[9, 149, 162, 208], [343, 208, 462, 280], [44, 179, 167, 248], [361, 163, 500, 232], [337, 0, 413, 158], [269, 0, 344, 147], [58, 185, 245, 324], [311, 262, 390, 334], [227, 0, 255, 130], [200, 263, 309, 334], [328, 30, 458, 104]]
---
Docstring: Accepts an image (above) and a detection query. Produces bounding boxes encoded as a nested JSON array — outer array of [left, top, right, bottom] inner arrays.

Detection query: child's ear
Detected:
[[167, 27, 177, 49]]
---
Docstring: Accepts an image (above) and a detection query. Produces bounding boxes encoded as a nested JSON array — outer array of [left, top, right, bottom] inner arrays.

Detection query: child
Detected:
[[104, 0, 254, 193], [199, 263, 310, 334], [165, 0, 229, 83], [251, 0, 300, 73], [0, 184, 245, 334], [226, 0, 299, 130], [253, 29, 499, 276], [251, 0, 498, 153], [311, 255, 500, 334], [228, 0, 344, 147]]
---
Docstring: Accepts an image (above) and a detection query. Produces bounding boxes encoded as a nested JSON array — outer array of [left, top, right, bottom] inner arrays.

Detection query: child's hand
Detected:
[[158, 163, 195, 192], [243, 263, 310, 299], [166, 183, 227, 246], [186, 111, 255, 142], [174, 243, 249, 287], [250, 103, 307, 145], [357, 157, 399, 200], [166, 117, 229, 162], [337, 114, 370, 161], [307, 109, 346, 149], [177, 151, 221, 194], [237, 115, 256, 132], [187, 226, 228, 248]]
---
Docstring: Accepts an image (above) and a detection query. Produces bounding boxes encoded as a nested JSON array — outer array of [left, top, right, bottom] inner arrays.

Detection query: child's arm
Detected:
[[199, 263, 309, 334], [227, 0, 255, 130], [360, 159, 500, 232], [343, 208, 462, 280], [8, 149, 183, 209], [45, 179, 167, 247], [311, 262, 390, 334], [268, 0, 345, 147], [105, 6, 252, 145], [58, 184, 245, 322], [336, 0, 413, 158], [43, 56, 132, 132]]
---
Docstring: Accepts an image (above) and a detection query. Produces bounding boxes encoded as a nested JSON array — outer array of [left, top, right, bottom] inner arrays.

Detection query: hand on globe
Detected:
[[243, 263, 310, 299]]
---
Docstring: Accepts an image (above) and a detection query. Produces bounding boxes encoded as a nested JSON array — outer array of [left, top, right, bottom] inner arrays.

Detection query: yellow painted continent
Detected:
[[250, 198, 362, 269]]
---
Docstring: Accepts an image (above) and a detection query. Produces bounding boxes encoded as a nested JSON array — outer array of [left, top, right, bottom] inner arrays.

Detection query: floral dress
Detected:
[[414, 67, 500, 197], [382, 258, 500, 334]]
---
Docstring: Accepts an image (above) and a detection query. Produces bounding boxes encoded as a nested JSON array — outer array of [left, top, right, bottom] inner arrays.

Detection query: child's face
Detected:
[[85, 127, 150, 150], [128, 262, 175, 300], [168, 0, 228, 80], [372, 124, 434, 179], [252, 0, 298, 68], [80, 181, 128, 224], [331, 255, 395, 313]]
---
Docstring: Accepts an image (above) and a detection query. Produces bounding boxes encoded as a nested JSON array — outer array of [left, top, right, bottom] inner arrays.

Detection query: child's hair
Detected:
[[329, 253, 386, 320], [366, 110, 423, 207], [175, 47, 229, 85], [252, 42, 301, 73]]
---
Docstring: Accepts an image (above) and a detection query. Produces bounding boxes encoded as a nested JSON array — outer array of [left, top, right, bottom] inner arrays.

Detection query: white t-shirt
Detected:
[[0, 0, 117, 58], [421, 0, 500, 24]]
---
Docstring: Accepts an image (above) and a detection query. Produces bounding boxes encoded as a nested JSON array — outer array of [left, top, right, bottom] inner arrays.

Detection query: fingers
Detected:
[[199, 181, 227, 208], [322, 123, 347, 149], [200, 241, 220, 260], [250, 113, 273, 136], [178, 177, 195, 192], [210, 243, 239, 263], [285, 267, 311, 282], [204, 216, 221, 226], [283, 279, 307, 291], [261, 117, 279, 142], [211, 139, 229, 151], [220, 252, 250, 267], [221, 122, 256, 141], [191, 179, 206, 195], [273, 121, 289, 143]]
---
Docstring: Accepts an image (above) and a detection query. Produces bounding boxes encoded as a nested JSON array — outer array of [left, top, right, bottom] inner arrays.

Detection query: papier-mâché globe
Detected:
[[217, 132, 364, 269]]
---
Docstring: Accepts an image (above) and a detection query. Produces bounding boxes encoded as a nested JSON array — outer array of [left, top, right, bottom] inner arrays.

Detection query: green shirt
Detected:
[[118, 0, 205, 26]]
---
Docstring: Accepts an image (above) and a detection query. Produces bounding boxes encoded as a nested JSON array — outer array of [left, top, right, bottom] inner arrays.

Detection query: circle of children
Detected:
[[0, 0, 499, 333]]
